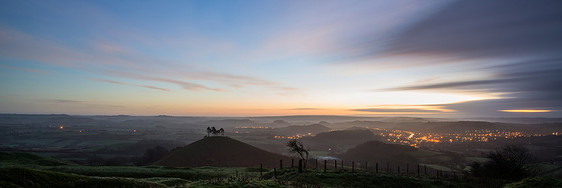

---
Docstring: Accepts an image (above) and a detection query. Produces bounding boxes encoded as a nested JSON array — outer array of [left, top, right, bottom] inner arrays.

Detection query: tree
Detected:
[[471, 144, 537, 180], [287, 139, 309, 168], [211, 127, 218, 135], [206, 127, 225, 136]]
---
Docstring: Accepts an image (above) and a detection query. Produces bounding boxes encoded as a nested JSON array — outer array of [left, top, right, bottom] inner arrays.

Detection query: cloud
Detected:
[[440, 99, 562, 118], [289, 108, 323, 111], [362, 0, 562, 117], [0, 26, 292, 92], [93, 79, 170, 92], [353, 108, 442, 113], [378, 79, 514, 92], [385, 0, 562, 59], [107, 71, 222, 91], [0, 64, 45, 73], [38, 99, 83, 103], [1, 27, 303, 94], [184, 71, 279, 87]]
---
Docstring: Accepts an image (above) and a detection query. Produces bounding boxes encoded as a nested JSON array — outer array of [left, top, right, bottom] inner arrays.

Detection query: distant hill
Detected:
[[427, 121, 502, 133], [200, 119, 256, 128], [388, 121, 510, 133], [301, 129, 381, 153], [155, 136, 290, 168], [339, 140, 418, 166], [0, 152, 74, 166], [275, 124, 331, 135]]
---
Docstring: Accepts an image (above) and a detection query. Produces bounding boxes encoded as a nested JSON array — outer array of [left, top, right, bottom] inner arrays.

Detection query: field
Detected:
[[3, 152, 560, 188]]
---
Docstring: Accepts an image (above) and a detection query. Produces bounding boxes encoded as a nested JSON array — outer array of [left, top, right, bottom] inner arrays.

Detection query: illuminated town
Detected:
[[236, 125, 560, 148], [366, 127, 557, 148]]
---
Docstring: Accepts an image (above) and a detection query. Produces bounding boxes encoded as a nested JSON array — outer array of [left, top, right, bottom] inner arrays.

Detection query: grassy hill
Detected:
[[0, 151, 557, 187], [155, 136, 291, 168]]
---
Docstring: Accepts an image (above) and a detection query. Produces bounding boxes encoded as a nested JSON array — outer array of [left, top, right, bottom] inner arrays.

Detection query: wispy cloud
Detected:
[[93, 78, 170, 92], [353, 108, 442, 113], [107, 71, 222, 91], [0, 26, 300, 93], [38, 99, 83, 104], [0, 64, 45, 73], [377, 79, 515, 92], [289, 108, 323, 111], [177, 71, 279, 88]]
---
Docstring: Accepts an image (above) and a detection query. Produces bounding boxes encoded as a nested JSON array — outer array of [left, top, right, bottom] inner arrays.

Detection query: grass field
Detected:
[[1, 152, 559, 187]]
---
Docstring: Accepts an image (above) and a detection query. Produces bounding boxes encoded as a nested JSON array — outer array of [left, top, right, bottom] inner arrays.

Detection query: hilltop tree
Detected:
[[211, 127, 217, 135], [287, 139, 309, 168], [206, 127, 225, 136]]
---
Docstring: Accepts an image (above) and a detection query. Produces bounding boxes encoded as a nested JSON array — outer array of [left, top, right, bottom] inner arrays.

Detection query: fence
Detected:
[[267, 158, 466, 181]]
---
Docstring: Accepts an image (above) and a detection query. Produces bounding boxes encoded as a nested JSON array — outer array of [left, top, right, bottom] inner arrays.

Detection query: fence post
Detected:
[[292, 158, 294, 168], [280, 160, 283, 170], [315, 158, 318, 169], [260, 163, 263, 177], [417, 164, 420, 176], [298, 159, 303, 173], [274, 168, 277, 179], [365, 161, 368, 171], [424, 165, 427, 175], [453, 172, 456, 180], [352, 161, 355, 172], [335, 160, 337, 170], [376, 162, 378, 173], [407, 163, 409, 175], [398, 165, 400, 174], [386, 162, 389, 173], [324, 160, 327, 172]]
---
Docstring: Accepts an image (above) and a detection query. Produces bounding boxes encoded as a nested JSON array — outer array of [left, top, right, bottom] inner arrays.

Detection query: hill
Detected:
[[155, 136, 290, 168], [339, 141, 418, 167], [301, 129, 381, 153], [275, 124, 331, 135], [1, 151, 555, 187], [200, 119, 256, 128], [0, 152, 74, 166]]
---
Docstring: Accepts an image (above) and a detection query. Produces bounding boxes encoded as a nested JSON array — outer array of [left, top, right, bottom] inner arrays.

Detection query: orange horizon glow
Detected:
[[499, 109, 553, 113]]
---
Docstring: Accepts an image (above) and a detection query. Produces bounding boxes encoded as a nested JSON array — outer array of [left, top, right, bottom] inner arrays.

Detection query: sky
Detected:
[[1, 0, 561, 118]]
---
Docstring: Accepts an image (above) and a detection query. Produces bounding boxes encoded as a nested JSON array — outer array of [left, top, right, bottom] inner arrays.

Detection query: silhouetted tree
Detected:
[[471, 144, 537, 180], [206, 127, 225, 136], [211, 127, 218, 135], [287, 139, 309, 168]]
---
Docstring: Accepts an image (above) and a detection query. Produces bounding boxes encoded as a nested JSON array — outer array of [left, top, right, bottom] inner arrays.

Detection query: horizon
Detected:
[[2, 0, 562, 118]]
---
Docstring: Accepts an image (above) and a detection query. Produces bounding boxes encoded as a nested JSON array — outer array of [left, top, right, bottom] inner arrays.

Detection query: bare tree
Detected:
[[287, 139, 309, 168], [471, 144, 537, 180]]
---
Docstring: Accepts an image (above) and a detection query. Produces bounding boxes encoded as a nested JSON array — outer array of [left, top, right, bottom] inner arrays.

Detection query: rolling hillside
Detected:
[[155, 136, 291, 168]]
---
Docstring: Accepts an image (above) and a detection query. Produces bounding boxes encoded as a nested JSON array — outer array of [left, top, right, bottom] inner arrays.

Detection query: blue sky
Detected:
[[1, 0, 561, 117]]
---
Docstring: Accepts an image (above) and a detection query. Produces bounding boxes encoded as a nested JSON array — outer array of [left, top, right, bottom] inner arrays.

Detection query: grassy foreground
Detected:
[[1, 152, 560, 187]]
